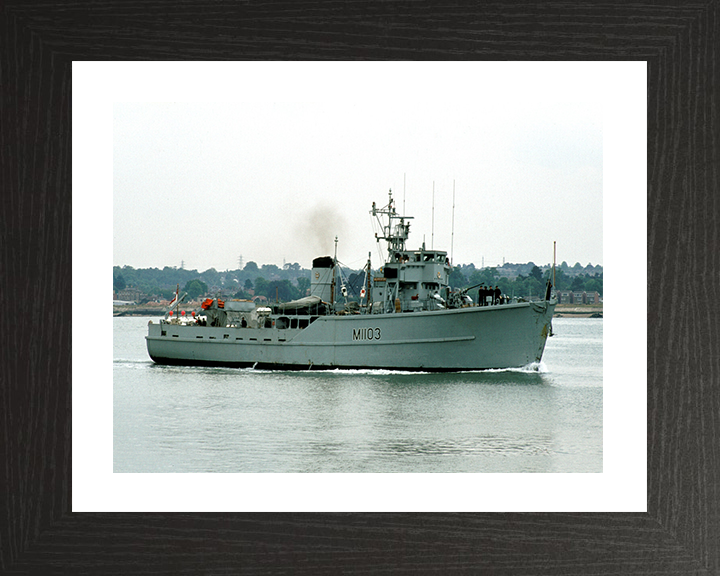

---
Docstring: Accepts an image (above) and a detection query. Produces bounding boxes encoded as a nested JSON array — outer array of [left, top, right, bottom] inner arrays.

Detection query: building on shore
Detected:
[[555, 290, 601, 305]]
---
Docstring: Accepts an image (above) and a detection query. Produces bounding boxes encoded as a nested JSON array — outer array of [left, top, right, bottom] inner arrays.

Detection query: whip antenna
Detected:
[[431, 181, 435, 249], [451, 180, 456, 264]]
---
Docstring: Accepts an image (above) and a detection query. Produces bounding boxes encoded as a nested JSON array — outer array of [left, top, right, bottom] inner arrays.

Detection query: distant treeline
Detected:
[[450, 262, 602, 301], [114, 260, 602, 304], [113, 261, 309, 302]]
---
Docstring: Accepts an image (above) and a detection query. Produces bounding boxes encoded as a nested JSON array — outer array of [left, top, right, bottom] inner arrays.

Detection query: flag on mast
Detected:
[[360, 267, 367, 301], [168, 284, 179, 308]]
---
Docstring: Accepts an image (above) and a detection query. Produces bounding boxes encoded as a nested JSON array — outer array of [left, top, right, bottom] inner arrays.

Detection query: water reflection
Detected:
[[254, 369, 563, 472]]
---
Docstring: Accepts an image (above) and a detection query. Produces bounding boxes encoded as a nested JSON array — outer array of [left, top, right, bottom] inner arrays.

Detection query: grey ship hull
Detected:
[[146, 299, 555, 371]]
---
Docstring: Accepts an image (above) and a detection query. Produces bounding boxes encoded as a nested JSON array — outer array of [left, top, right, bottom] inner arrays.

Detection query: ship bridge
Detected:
[[373, 246, 451, 313]]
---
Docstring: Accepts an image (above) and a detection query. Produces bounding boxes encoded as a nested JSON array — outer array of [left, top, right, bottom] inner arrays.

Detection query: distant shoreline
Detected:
[[113, 302, 603, 318], [554, 303, 603, 318]]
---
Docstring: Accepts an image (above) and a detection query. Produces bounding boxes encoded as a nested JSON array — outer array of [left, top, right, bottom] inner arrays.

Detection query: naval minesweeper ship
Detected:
[[146, 190, 556, 371]]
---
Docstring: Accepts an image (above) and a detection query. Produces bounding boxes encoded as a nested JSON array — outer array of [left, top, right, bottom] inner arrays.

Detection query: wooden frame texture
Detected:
[[1, 2, 718, 574]]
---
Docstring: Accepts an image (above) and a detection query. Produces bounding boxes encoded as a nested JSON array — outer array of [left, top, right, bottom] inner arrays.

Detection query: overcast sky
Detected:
[[113, 63, 607, 273]]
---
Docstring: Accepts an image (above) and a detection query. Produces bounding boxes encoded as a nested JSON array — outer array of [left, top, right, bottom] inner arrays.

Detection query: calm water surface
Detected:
[[114, 316, 602, 473]]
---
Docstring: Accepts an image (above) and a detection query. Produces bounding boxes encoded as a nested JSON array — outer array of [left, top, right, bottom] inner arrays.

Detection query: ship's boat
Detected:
[[146, 190, 556, 371]]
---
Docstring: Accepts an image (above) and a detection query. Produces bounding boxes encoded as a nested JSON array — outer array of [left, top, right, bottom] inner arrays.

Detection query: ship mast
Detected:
[[371, 189, 413, 260], [331, 235, 338, 305]]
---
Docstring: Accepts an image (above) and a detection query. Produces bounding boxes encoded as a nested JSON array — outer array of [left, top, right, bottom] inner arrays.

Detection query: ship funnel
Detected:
[[310, 256, 334, 303]]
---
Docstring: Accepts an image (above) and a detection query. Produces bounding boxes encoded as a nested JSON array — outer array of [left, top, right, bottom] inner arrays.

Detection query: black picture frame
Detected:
[[2, 2, 718, 574]]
